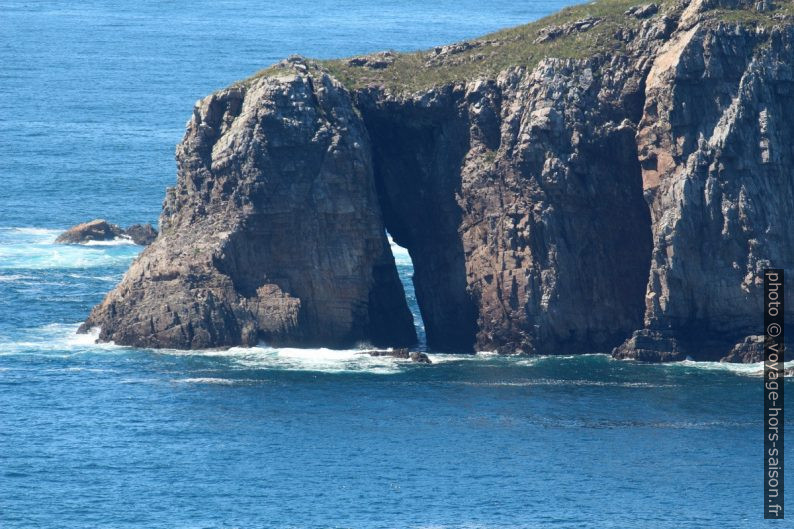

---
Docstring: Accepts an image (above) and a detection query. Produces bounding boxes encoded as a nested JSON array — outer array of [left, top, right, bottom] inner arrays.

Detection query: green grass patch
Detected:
[[236, 0, 790, 94]]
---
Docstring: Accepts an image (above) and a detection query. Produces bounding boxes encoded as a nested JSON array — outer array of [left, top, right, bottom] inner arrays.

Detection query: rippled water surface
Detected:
[[0, 1, 791, 528]]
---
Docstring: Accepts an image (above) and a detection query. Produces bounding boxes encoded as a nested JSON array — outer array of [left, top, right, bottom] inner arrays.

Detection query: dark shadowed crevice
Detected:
[[358, 96, 478, 353]]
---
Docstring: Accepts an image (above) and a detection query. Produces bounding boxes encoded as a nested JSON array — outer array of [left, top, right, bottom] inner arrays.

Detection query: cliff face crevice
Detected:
[[355, 87, 479, 352], [83, 1, 793, 361], [616, 21, 794, 361]]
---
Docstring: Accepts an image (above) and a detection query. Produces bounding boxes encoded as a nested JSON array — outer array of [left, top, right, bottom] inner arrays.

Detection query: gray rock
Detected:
[[721, 335, 790, 363], [617, 21, 794, 361], [533, 17, 603, 44], [721, 336, 765, 363], [56, 219, 124, 244], [124, 224, 158, 246], [625, 4, 659, 18], [347, 51, 396, 70], [365, 348, 432, 363], [80, 67, 416, 350]]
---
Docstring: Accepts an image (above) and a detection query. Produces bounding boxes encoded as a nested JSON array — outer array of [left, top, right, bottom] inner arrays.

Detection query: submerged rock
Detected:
[[365, 348, 432, 364]]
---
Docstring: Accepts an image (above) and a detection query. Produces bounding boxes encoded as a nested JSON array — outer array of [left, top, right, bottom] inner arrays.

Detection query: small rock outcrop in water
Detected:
[[83, 1, 793, 361], [365, 348, 432, 363], [56, 219, 124, 244], [56, 219, 158, 246]]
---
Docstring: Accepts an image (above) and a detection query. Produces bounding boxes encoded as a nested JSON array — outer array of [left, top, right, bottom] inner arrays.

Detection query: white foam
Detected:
[[7, 227, 60, 240], [171, 377, 260, 385], [388, 235, 412, 266], [425, 351, 500, 363], [169, 345, 407, 374], [0, 323, 121, 355], [670, 359, 794, 376], [454, 379, 677, 388], [0, 323, 415, 374], [4, 319, 788, 379], [65, 273, 120, 282], [82, 236, 137, 247], [0, 274, 33, 282], [0, 227, 140, 270]]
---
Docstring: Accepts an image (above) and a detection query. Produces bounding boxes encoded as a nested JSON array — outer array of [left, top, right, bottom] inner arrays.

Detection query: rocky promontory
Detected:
[[82, 0, 792, 361]]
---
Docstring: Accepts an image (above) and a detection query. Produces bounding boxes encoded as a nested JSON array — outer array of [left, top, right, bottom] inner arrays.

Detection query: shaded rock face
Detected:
[[355, 87, 479, 352], [619, 22, 794, 361], [81, 69, 416, 349]]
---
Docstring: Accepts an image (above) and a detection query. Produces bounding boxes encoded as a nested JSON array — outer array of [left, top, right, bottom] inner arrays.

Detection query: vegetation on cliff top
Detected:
[[240, 0, 792, 93]]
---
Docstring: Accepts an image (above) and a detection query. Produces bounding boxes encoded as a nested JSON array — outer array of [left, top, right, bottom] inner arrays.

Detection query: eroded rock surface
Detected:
[[620, 20, 794, 361], [81, 65, 416, 349]]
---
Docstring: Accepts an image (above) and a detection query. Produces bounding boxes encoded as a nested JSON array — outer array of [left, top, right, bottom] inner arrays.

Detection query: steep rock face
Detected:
[[615, 22, 794, 361], [81, 65, 416, 349]]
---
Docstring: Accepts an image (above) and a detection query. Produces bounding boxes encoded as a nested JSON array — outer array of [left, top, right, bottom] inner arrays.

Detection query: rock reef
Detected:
[[83, 0, 792, 361], [57, 219, 158, 246]]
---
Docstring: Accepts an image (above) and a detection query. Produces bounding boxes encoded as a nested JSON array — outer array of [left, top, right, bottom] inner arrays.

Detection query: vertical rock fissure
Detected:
[[359, 95, 479, 353]]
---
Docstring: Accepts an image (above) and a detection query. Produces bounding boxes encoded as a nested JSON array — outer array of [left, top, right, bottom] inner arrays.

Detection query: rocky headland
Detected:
[[81, 0, 792, 362]]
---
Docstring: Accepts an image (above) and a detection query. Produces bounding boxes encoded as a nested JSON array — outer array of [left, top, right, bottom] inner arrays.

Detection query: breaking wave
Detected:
[[2, 322, 790, 379], [0, 227, 140, 270]]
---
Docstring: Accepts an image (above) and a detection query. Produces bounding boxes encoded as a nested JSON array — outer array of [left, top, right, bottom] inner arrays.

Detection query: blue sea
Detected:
[[0, 1, 790, 527]]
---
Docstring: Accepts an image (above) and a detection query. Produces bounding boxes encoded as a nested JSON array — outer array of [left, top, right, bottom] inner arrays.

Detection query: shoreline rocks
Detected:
[[124, 224, 158, 245]]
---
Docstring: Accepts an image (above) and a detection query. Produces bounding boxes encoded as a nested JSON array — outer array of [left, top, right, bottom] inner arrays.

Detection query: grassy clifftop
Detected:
[[241, 0, 792, 93]]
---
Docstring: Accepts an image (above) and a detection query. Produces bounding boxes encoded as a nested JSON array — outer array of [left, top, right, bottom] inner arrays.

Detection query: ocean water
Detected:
[[0, 1, 790, 527]]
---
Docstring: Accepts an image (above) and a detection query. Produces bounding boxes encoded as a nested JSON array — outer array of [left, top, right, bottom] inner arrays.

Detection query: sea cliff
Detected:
[[82, 0, 793, 361]]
